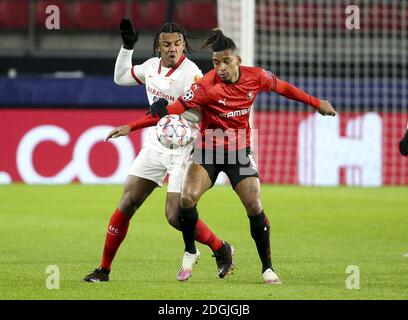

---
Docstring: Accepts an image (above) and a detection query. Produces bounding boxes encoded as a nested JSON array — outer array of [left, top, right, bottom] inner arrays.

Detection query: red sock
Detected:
[[100, 208, 130, 271], [195, 219, 223, 252]]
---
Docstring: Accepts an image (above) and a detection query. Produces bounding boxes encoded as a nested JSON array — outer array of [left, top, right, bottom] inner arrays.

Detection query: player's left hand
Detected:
[[120, 18, 139, 50], [318, 100, 336, 116], [105, 125, 131, 142], [149, 98, 169, 118], [399, 129, 408, 156]]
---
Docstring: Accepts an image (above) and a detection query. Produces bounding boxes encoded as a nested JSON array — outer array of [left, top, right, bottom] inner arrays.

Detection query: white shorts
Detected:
[[128, 146, 191, 193]]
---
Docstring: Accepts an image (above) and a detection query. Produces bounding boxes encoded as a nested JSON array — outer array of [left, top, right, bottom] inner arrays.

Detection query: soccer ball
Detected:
[[156, 114, 192, 148]]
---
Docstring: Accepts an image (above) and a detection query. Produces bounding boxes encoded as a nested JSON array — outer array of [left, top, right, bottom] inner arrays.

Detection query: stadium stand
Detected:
[[0, 0, 29, 29], [144, 0, 169, 29], [255, 2, 405, 31], [179, 1, 217, 31], [71, 0, 110, 30], [107, 0, 147, 30], [0, 0, 218, 32]]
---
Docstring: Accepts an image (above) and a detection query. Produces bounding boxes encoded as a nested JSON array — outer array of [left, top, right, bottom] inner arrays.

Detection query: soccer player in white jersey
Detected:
[[83, 20, 233, 282]]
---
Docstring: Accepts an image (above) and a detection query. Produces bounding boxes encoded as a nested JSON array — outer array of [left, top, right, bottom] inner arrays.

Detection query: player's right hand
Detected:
[[120, 18, 138, 50], [399, 129, 408, 156], [105, 125, 131, 142], [318, 100, 336, 116], [149, 98, 169, 118]]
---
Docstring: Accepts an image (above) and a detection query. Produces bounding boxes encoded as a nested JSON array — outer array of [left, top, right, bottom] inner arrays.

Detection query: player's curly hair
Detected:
[[201, 28, 237, 52], [153, 22, 193, 56]]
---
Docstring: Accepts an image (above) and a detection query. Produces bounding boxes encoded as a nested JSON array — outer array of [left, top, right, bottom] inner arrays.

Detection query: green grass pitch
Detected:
[[1, 184, 408, 300]]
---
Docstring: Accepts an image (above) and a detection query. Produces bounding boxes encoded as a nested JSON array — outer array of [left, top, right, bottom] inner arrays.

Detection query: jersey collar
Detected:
[[157, 54, 186, 77]]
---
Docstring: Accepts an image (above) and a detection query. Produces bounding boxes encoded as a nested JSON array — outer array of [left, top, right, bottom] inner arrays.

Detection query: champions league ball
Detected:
[[156, 114, 192, 149]]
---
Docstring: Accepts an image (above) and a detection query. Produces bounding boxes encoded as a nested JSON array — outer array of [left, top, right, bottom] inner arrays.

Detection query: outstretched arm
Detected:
[[105, 99, 187, 142], [274, 78, 336, 116]]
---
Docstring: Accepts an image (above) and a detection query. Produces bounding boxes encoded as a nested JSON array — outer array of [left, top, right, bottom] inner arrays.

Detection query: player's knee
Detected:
[[180, 192, 198, 208], [166, 213, 181, 230], [119, 191, 144, 215], [245, 200, 262, 217], [165, 206, 181, 230]]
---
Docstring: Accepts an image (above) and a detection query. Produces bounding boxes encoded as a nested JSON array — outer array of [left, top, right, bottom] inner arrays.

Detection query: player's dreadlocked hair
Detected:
[[201, 28, 237, 52], [153, 22, 193, 56]]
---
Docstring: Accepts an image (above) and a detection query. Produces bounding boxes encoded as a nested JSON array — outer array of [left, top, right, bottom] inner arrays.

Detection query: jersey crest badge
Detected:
[[183, 89, 194, 101]]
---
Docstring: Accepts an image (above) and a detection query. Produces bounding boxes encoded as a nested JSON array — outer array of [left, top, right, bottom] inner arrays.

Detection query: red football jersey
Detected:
[[177, 66, 320, 150], [128, 66, 321, 150]]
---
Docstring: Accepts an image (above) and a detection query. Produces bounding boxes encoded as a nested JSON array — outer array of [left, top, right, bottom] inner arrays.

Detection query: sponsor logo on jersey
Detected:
[[220, 107, 252, 118], [147, 86, 175, 102]]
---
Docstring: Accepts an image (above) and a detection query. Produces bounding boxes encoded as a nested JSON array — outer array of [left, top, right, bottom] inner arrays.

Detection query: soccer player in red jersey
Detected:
[[106, 29, 336, 284]]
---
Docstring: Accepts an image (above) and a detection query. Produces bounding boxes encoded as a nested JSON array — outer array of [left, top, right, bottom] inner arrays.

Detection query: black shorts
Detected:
[[193, 147, 259, 188]]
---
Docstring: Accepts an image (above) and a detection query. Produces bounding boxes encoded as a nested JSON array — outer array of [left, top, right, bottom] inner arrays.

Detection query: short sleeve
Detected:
[[178, 82, 208, 110], [132, 60, 150, 84], [183, 65, 204, 93], [258, 68, 277, 92]]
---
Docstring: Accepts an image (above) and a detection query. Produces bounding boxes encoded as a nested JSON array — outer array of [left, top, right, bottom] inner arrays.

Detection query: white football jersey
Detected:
[[129, 55, 202, 153]]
